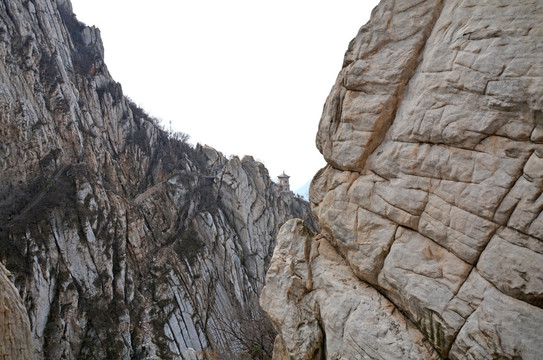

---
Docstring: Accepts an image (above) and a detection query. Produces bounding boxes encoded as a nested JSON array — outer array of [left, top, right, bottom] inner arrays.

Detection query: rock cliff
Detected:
[[0, 0, 316, 358], [0, 262, 34, 360], [261, 0, 543, 359]]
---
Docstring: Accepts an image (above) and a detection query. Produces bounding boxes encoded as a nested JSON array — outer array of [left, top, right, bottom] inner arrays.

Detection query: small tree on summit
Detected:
[[171, 131, 190, 143]]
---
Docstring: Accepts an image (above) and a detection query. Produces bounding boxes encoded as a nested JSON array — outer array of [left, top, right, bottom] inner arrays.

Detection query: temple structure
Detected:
[[277, 171, 290, 192]]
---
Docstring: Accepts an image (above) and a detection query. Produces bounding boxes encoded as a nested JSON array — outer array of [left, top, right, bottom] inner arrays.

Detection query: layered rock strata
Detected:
[[262, 0, 543, 358], [0, 0, 316, 358]]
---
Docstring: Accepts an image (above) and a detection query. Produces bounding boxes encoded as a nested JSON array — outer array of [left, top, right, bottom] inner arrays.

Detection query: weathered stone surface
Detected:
[[477, 227, 543, 308], [449, 286, 543, 360], [316, 0, 444, 171], [0, 0, 317, 358], [264, 0, 543, 358], [0, 262, 34, 359], [261, 219, 440, 360]]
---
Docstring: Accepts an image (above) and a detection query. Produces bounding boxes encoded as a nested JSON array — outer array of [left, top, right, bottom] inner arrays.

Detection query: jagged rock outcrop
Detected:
[[261, 0, 543, 359], [261, 220, 440, 360], [0, 0, 316, 358]]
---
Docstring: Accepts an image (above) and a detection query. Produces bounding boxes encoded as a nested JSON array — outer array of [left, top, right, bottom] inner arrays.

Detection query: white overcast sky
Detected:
[[69, 0, 380, 191]]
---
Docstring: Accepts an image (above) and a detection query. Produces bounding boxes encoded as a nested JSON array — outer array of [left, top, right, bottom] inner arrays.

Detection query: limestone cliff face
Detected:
[[0, 0, 316, 358], [261, 0, 543, 359]]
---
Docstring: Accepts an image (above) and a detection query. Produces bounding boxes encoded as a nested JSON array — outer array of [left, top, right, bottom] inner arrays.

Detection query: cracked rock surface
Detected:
[[262, 0, 543, 358]]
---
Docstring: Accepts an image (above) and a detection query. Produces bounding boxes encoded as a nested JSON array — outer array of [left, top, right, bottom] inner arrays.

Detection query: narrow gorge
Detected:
[[0, 0, 316, 358], [2, 0, 542, 359]]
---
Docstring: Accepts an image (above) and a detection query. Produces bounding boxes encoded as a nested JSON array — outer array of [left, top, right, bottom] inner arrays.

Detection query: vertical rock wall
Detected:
[[262, 0, 543, 359], [0, 0, 316, 358]]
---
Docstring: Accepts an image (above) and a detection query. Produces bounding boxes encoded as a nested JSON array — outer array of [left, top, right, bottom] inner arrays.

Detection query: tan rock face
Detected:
[[263, 0, 543, 358], [261, 220, 440, 360], [0, 262, 34, 359]]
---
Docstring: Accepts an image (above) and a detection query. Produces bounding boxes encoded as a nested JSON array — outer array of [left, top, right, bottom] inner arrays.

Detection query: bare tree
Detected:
[[214, 306, 276, 359]]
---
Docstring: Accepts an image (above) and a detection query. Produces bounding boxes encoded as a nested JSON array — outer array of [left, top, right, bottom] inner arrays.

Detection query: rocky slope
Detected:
[[261, 0, 543, 359], [0, 0, 316, 358]]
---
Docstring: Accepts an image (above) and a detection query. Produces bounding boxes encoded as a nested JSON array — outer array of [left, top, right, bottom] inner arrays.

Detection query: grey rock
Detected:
[[0, 0, 317, 358]]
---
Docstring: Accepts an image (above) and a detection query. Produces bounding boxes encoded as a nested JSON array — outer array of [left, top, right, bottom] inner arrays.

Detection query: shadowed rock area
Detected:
[[0, 0, 317, 358], [261, 0, 543, 359]]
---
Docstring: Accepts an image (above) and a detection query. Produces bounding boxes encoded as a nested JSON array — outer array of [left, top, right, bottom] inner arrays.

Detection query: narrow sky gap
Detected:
[[69, 0, 380, 190]]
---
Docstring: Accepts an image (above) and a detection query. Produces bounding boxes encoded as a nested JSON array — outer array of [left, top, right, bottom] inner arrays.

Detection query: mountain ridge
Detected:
[[0, 0, 316, 358]]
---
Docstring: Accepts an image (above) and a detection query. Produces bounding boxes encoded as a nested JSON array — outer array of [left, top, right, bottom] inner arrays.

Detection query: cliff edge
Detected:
[[261, 0, 543, 358]]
